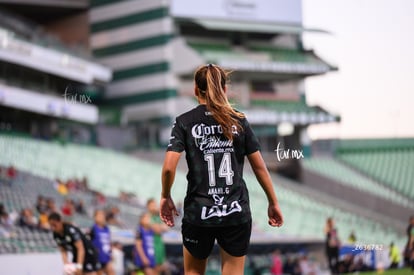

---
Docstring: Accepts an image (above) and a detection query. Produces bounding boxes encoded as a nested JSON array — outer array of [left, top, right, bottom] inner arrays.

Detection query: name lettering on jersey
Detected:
[[208, 187, 230, 195], [191, 123, 237, 152]]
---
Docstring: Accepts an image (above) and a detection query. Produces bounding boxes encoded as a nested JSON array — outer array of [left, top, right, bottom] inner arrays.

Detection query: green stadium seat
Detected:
[[302, 157, 414, 208], [336, 139, 414, 200]]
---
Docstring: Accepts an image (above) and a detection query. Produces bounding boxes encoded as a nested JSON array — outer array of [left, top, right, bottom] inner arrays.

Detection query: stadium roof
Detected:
[[0, 83, 99, 124], [192, 18, 330, 35], [242, 103, 338, 126], [0, 27, 112, 84], [187, 41, 336, 76]]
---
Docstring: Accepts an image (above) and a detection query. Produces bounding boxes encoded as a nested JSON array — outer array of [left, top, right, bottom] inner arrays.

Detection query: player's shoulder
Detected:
[[65, 223, 80, 235], [175, 105, 206, 123], [232, 109, 249, 127]]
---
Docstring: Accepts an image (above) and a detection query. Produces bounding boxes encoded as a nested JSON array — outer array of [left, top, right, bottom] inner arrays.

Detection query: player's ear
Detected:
[[194, 85, 199, 97]]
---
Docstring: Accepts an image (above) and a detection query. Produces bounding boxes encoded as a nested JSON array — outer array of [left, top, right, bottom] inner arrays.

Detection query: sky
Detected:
[[302, 0, 414, 140]]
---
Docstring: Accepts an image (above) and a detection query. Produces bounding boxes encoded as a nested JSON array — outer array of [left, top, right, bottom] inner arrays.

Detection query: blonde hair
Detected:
[[194, 64, 244, 140]]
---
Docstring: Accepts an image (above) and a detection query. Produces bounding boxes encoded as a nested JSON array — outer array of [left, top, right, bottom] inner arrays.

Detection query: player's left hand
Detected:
[[268, 203, 283, 227], [160, 196, 179, 227]]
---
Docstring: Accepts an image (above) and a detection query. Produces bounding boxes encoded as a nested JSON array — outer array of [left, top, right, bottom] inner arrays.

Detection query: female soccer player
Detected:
[[160, 64, 284, 275], [133, 213, 156, 275], [90, 210, 114, 275], [49, 212, 99, 275]]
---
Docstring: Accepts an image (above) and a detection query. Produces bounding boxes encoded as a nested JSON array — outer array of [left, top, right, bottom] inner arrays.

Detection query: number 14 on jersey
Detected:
[[204, 153, 234, 186]]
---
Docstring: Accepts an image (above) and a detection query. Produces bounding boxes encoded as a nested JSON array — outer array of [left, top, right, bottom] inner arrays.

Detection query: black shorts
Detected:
[[182, 221, 252, 259], [73, 250, 100, 272]]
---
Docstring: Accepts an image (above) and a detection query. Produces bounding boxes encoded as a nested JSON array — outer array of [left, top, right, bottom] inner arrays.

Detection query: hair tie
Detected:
[[206, 63, 213, 68]]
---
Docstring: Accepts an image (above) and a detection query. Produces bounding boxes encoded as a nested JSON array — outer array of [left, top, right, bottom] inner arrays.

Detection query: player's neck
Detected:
[[197, 97, 206, 105]]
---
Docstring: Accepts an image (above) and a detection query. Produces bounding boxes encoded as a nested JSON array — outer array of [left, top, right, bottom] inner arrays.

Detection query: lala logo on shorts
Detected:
[[201, 195, 242, 220]]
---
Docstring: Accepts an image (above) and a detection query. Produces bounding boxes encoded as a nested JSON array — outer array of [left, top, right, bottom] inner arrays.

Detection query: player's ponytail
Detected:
[[194, 64, 244, 140]]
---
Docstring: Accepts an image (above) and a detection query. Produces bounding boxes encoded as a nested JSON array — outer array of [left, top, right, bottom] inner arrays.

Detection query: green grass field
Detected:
[[359, 268, 412, 275]]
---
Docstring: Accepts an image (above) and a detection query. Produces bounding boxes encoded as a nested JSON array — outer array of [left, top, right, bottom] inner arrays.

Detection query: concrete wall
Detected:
[[0, 253, 63, 275]]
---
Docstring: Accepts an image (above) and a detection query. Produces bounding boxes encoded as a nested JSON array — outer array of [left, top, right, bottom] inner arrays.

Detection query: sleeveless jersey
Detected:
[[90, 224, 112, 264], [133, 225, 155, 268]]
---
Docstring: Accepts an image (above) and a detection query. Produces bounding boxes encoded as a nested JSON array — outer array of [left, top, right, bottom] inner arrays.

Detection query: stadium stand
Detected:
[[0, 167, 145, 254], [336, 139, 414, 200], [302, 157, 414, 209], [0, 134, 406, 252]]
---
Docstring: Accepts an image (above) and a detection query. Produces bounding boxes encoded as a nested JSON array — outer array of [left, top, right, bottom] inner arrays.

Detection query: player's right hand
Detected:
[[160, 196, 179, 227], [142, 256, 150, 267]]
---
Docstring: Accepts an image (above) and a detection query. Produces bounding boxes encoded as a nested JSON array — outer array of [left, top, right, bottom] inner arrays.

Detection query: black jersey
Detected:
[[53, 223, 97, 264], [167, 104, 260, 226]]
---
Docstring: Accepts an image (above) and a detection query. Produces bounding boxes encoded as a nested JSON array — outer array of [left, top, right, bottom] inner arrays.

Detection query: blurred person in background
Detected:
[[18, 208, 38, 230], [49, 212, 99, 275], [94, 192, 106, 206], [270, 249, 283, 275], [76, 199, 87, 215], [6, 165, 17, 186], [0, 204, 8, 223], [146, 198, 170, 275], [36, 195, 51, 230], [106, 206, 123, 228], [38, 209, 50, 231], [349, 254, 370, 272], [337, 254, 353, 274], [0, 204, 16, 235], [90, 210, 114, 275], [283, 256, 296, 275], [61, 198, 75, 222], [389, 242, 401, 269], [324, 217, 340, 274], [347, 230, 356, 244], [56, 179, 69, 196], [111, 242, 124, 275], [133, 213, 156, 275], [298, 254, 318, 275], [46, 197, 58, 213], [405, 215, 414, 270], [36, 195, 48, 214]]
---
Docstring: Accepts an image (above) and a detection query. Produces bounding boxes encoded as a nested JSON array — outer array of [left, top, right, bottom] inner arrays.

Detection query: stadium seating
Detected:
[[0, 134, 406, 253], [302, 157, 414, 208], [0, 170, 145, 254], [244, 172, 403, 246], [335, 139, 414, 200]]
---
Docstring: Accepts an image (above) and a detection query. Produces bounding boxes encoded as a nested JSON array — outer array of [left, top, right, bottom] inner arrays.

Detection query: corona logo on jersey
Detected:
[[191, 123, 238, 151]]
